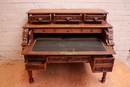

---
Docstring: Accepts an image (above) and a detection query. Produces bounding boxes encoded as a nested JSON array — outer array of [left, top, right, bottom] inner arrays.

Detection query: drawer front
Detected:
[[55, 29, 82, 33], [25, 55, 45, 60], [26, 64, 46, 70], [82, 29, 102, 33], [93, 55, 115, 65], [33, 29, 54, 33], [84, 14, 106, 22], [25, 60, 47, 70], [93, 66, 113, 72], [54, 14, 82, 22], [28, 14, 51, 23], [90, 55, 114, 73], [94, 58, 114, 65], [47, 56, 90, 63], [33, 29, 102, 33]]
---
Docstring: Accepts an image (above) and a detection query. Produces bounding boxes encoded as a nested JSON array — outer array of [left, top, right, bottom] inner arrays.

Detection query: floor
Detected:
[[0, 61, 130, 87]]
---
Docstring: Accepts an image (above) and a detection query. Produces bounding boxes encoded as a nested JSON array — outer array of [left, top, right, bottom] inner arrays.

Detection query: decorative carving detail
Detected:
[[103, 28, 114, 47], [30, 17, 50, 21], [94, 67, 112, 72], [54, 16, 82, 21], [26, 65, 45, 70], [28, 14, 51, 23], [86, 16, 105, 21], [21, 28, 29, 50], [107, 28, 114, 46], [48, 56, 90, 62], [26, 55, 45, 60], [95, 60, 114, 64]]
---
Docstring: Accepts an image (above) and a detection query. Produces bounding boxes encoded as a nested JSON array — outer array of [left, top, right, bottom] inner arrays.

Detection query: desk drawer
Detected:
[[33, 29, 102, 33], [25, 55, 45, 60], [25, 60, 47, 70], [54, 14, 82, 22], [90, 55, 114, 73], [33, 29, 54, 33], [47, 56, 90, 63], [28, 14, 51, 23], [84, 14, 106, 22], [55, 29, 82, 33], [82, 29, 102, 33], [93, 65, 113, 72]]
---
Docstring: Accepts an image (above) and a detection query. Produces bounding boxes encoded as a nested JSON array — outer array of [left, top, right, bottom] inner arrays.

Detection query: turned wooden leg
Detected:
[[28, 70, 34, 84], [101, 72, 107, 83]]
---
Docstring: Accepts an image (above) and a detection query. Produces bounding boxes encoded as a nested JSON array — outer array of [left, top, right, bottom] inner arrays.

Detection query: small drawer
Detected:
[[33, 29, 54, 33], [90, 55, 114, 73], [47, 56, 90, 63], [93, 55, 114, 65], [92, 65, 113, 72], [25, 55, 45, 60], [84, 14, 106, 22], [55, 29, 82, 33], [82, 29, 102, 33], [25, 60, 47, 70], [28, 14, 51, 23], [54, 14, 82, 22]]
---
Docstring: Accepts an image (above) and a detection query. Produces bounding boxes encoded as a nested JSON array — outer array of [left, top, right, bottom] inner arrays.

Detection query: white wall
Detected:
[[0, 0, 130, 64]]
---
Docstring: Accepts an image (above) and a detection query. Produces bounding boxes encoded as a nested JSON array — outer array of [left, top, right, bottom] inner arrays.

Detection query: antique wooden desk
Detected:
[[21, 9, 116, 83]]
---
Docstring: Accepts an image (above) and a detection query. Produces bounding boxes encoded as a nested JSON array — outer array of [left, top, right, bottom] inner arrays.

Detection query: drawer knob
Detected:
[[38, 18, 43, 22], [93, 17, 98, 21], [65, 17, 72, 21], [67, 30, 69, 32], [66, 58, 72, 61]]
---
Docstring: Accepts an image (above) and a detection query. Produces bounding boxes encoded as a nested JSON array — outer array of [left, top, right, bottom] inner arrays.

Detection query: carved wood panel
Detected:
[[21, 28, 29, 50], [26, 65, 46, 70], [94, 67, 112, 72], [47, 56, 90, 63], [54, 14, 82, 22], [84, 14, 106, 22], [26, 55, 45, 60], [28, 14, 51, 23]]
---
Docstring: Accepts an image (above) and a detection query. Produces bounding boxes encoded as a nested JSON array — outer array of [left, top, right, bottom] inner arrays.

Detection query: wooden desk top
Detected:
[[27, 9, 108, 14], [23, 22, 112, 28]]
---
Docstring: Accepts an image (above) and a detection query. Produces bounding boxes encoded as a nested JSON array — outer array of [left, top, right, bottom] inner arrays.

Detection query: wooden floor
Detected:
[[0, 60, 130, 87]]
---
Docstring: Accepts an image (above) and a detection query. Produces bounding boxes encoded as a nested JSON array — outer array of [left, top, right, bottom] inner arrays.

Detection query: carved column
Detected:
[[107, 28, 114, 46], [21, 28, 29, 50], [103, 28, 114, 48]]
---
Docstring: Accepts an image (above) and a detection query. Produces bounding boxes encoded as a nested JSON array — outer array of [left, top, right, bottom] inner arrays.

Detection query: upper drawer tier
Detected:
[[53, 14, 82, 22], [33, 28, 103, 33], [27, 9, 108, 24], [28, 14, 51, 23]]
